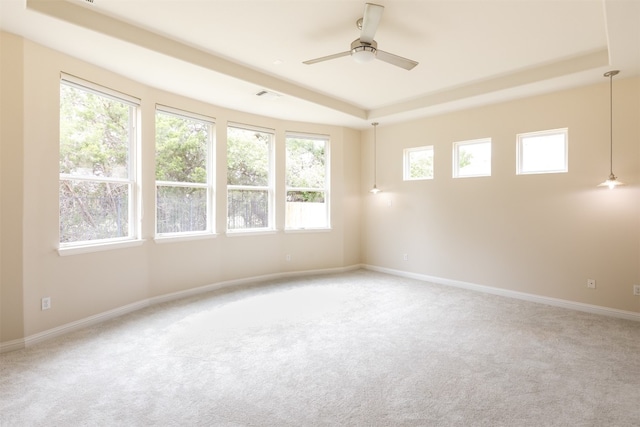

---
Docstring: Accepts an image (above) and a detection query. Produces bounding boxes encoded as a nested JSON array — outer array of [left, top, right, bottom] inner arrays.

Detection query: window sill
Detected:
[[285, 227, 332, 234], [225, 229, 277, 237], [58, 239, 145, 256], [154, 233, 218, 244]]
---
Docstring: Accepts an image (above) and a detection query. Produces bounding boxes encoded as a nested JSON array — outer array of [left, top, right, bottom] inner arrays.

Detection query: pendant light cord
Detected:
[[609, 72, 613, 175], [372, 122, 379, 186], [604, 70, 619, 177]]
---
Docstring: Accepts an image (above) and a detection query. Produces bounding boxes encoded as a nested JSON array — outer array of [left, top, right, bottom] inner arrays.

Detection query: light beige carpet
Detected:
[[1, 270, 639, 426]]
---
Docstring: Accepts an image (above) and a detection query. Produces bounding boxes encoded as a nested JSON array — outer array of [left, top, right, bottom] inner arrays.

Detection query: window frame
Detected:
[[154, 105, 216, 238], [58, 74, 141, 251], [226, 123, 275, 233], [403, 145, 434, 181], [452, 137, 492, 178], [516, 128, 568, 175], [285, 132, 331, 231]]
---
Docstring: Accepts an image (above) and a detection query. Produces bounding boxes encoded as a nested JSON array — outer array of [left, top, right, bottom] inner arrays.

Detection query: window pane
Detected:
[[454, 139, 491, 177], [156, 186, 207, 234], [286, 191, 327, 229], [60, 79, 137, 246], [155, 112, 209, 183], [404, 146, 434, 180], [227, 127, 271, 186], [286, 138, 326, 188], [518, 130, 567, 174], [285, 135, 329, 230], [227, 189, 269, 230], [59, 180, 129, 243], [60, 84, 131, 179]]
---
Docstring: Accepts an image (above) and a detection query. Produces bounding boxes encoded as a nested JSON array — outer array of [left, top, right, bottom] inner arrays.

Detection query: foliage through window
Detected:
[[517, 128, 568, 175], [59, 76, 138, 245], [404, 146, 434, 180], [453, 138, 492, 178], [227, 125, 274, 231], [286, 133, 329, 229], [156, 107, 214, 235]]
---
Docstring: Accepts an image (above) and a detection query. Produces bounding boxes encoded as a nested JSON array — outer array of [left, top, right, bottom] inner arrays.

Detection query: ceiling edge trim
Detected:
[[26, 0, 367, 120], [369, 48, 609, 119]]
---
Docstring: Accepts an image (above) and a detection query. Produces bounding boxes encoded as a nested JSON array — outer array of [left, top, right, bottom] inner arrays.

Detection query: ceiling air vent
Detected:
[[256, 90, 282, 100]]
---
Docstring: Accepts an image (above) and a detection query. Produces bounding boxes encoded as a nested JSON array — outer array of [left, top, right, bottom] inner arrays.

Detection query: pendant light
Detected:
[[370, 122, 381, 194], [598, 70, 625, 189]]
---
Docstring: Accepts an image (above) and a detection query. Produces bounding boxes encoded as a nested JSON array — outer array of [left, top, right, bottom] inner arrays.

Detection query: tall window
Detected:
[[517, 128, 568, 175], [453, 138, 492, 178], [285, 133, 329, 229], [59, 76, 139, 246], [404, 146, 434, 180], [155, 107, 214, 236], [227, 124, 274, 231]]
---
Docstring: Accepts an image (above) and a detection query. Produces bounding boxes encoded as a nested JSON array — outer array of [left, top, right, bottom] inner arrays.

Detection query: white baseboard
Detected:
[[149, 264, 361, 305], [364, 264, 640, 322], [6, 263, 634, 354], [0, 264, 362, 353], [0, 338, 26, 353]]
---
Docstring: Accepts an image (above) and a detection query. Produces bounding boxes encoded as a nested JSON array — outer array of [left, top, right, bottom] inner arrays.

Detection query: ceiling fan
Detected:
[[303, 3, 418, 71]]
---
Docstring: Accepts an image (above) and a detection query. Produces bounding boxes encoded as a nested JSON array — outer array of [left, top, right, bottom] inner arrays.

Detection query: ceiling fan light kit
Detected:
[[351, 40, 377, 63], [303, 3, 418, 70]]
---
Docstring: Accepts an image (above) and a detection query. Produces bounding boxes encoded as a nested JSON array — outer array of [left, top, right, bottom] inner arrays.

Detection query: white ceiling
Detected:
[[1, 0, 639, 129]]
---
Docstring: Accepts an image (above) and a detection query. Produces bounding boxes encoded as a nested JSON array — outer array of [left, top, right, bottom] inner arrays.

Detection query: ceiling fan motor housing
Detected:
[[351, 39, 377, 63]]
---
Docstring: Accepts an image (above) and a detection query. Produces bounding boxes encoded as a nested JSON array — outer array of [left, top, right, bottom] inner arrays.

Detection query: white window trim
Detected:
[[58, 238, 145, 256], [453, 137, 492, 178], [155, 106, 216, 238], [403, 145, 434, 181], [285, 132, 331, 231], [59, 76, 141, 248], [61, 73, 140, 106], [516, 128, 568, 175]]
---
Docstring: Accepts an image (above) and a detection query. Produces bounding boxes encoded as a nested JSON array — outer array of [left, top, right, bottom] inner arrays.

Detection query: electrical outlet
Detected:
[[402, 253, 408, 261], [41, 297, 51, 310], [633, 285, 640, 296], [587, 279, 596, 289]]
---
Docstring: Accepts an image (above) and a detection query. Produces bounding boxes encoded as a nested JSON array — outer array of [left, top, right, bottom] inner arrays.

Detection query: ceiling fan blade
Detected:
[[303, 51, 351, 65], [376, 50, 419, 70], [360, 3, 384, 44]]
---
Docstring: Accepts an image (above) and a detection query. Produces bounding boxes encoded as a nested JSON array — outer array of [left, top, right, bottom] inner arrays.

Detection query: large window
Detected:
[[285, 133, 329, 229], [227, 124, 274, 231], [517, 128, 568, 175], [453, 138, 492, 178], [59, 76, 139, 246], [155, 107, 214, 236], [404, 146, 434, 180]]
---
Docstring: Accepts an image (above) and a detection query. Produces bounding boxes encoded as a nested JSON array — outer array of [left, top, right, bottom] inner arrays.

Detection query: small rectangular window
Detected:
[[403, 146, 434, 180], [155, 106, 215, 236], [285, 133, 330, 230], [517, 128, 568, 175], [59, 76, 139, 246], [227, 124, 274, 231], [453, 138, 492, 178]]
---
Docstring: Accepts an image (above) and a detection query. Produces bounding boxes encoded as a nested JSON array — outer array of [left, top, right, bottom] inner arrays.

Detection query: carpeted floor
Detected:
[[1, 269, 639, 426]]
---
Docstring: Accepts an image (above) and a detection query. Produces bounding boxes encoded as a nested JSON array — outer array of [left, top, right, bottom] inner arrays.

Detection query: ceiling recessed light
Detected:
[[273, 59, 283, 65]]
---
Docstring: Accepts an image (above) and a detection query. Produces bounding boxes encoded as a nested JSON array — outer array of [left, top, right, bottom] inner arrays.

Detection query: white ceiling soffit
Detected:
[[5, 0, 640, 129]]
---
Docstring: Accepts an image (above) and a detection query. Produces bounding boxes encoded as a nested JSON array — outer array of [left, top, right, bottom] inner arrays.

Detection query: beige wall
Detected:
[[0, 32, 361, 344], [1, 33, 26, 343], [2, 29, 639, 349], [362, 77, 640, 313]]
